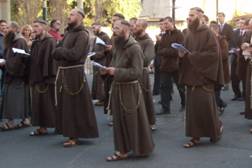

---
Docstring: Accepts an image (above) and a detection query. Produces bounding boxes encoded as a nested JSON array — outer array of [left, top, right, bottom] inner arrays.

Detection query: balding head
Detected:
[[113, 20, 130, 39], [68, 8, 85, 27], [8, 21, 20, 33], [190, 7, 204, 19], [134, 19, 148, 36], [187, 7, 203, 30], [32, 19, 48, 38]]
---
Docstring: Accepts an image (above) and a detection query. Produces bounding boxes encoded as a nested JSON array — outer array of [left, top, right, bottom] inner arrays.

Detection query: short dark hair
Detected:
[[120, 20, 131, 27], [190, 7, 204, 14], [113, 13, 125, 20], [210, 20, 218, 25], [244, 19, 250, 26], [159, 18, 165, 22], [163, 16, 173, 23], [203, 15, 209, 22], [217, 12, 225, 17], [50, 19, 59, 27], [33, 19, 48, 25], [0, 19, 7, 24], [129, 17, 137, 21]]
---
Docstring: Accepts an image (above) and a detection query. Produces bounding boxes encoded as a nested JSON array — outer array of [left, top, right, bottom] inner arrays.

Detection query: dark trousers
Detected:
[[160, 71, 185, 112], [231, 54, 242, 97], [0, 69, 4, 120], [215, 85, 226, 107], [153, 67, 160, 95], [103, 76, 113, 114]]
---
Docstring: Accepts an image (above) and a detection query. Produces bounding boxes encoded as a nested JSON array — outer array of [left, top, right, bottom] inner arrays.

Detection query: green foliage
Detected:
[[101, 0, 141, 25], [10, 0, 141, 26]]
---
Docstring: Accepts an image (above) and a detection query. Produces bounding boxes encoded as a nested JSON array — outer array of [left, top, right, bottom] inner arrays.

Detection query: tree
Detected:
[[11, 0, 42, 25], [10, 0, 142, 26]]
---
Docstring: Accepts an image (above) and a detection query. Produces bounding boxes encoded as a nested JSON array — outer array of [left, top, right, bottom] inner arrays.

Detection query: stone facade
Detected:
[[140, 0, 172, 19], [0, 0, 11, 21]]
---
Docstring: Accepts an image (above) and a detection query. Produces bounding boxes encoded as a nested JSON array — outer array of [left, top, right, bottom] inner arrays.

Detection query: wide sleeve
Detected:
[[143, 39, 155, 66], [114, 45, 143, 82], [43, 38, 57, 78], [53, 31, 89, 62], [157, 31, 184, 58], [6, 38, 29, 76], [187, 31, 220, 82]]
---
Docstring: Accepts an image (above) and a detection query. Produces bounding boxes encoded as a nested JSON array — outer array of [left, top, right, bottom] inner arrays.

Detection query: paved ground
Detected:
[[0, 76, 252, 168]]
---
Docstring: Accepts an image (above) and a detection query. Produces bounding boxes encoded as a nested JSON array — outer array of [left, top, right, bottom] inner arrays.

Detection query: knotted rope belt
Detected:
[[106, 80, 141, 116], [54, 64, 85, 106]]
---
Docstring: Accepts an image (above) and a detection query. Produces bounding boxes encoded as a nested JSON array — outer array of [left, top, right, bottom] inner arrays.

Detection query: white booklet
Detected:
[[12, 48, 30, 56], [171, 43, 191, 54], [0, 59, 6, 64], [96, 37, 106, 46], [91, 61, 107, 69], [87, 52, 96, 58]]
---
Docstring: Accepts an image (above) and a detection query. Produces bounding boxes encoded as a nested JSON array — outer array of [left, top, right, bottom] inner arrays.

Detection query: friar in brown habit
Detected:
[[179, 7, 224, 148], [133, 19, 156, 130], [29, 19, 57, 136], [240, 18, 252, 133], [53, 9, 99, 147], [105, 20, 154, 161]]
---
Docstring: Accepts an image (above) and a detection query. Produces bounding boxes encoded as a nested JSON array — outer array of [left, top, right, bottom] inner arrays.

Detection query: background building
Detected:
[[0, 0, 11, 21]]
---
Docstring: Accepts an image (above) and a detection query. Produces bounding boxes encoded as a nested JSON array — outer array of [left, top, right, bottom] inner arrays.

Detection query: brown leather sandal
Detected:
[[1, 122, 16, 131], [30, 128, 48, 136], [183, 139, 200, 148], [63, 139, 79, 147], [106, 152, 128, 161]]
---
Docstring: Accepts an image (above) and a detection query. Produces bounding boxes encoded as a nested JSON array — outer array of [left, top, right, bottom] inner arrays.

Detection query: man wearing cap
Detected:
[[105, 20, 154, 161], [29, 19, 57, 136], [53, 9, 98, 147], [179, 7, 224, 148]]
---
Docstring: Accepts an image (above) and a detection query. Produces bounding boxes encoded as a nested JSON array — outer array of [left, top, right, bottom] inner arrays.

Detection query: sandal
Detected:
[[108, 121, 113, 127], [30, 128, 48, 136], [106, 152, 128, 161], [16, 121, 31, 129], [63, 139, 79, 148], [183, 139, 200, 148], [1, 122, 16, 131]]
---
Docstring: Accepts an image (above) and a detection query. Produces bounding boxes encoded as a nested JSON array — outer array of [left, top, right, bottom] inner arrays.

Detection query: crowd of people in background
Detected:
[[0, 6, 252, 161]]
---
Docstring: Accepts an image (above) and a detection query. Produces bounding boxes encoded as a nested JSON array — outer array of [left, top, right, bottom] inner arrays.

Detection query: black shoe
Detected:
[[240, 112, 245, 115], [231, 96, 242, 101]]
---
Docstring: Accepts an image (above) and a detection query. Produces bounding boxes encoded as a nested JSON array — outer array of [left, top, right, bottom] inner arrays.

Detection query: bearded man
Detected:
[[29, 19, 57, 136], [53, 9, 99, 147], [179, 7, 224, 147], [1, 22, 30, 130], [133, 19, 156, 130], [105, 20, 154, 161]]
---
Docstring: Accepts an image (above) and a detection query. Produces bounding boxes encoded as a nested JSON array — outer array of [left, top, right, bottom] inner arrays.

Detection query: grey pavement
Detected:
[[0, 76, 252, 168]]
